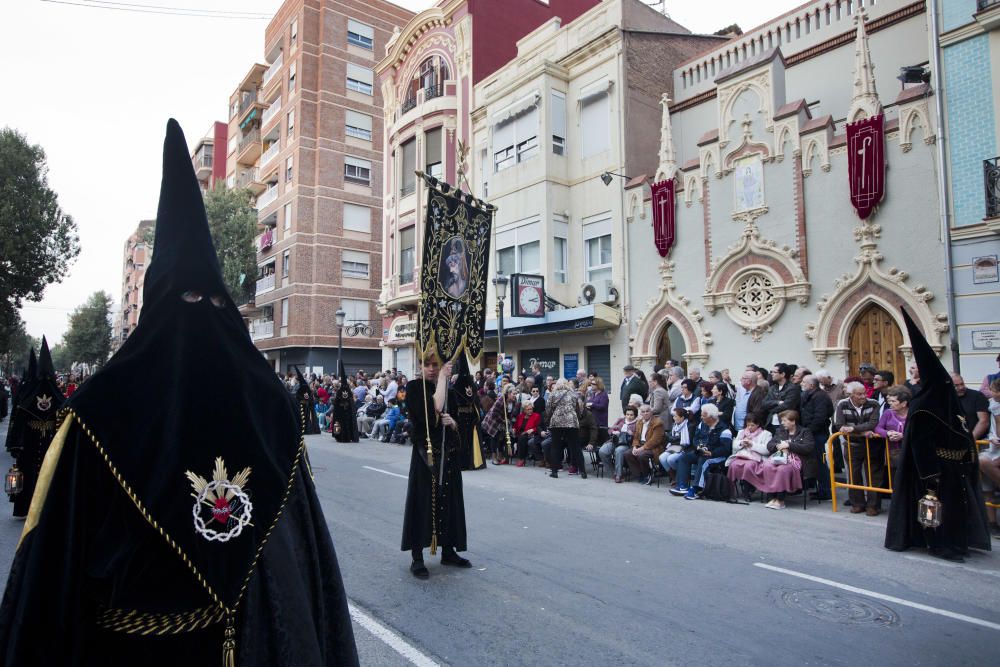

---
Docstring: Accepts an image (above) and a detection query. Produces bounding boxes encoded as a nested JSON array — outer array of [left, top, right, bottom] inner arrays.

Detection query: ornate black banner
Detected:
[[416, 173, 495, 363]]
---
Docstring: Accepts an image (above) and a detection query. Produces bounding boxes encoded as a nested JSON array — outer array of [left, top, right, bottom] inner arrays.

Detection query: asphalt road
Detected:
[[2, 414, 999, 665]]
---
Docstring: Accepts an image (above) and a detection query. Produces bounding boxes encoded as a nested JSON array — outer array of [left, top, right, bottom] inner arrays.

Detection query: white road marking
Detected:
[[903, 554, 1000, 578], [362, 465, 408, 480], [754, 562, 1000, 631], [348, 601, 440, 667]]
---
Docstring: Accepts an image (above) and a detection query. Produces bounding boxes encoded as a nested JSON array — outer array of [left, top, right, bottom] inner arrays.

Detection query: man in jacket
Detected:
[[800, 375, 834, 500], [668, 403, 733, 498], [762, 362, 801, 432], [623, 404, 664, 484], [833, 381, 882, 515], [619, 364, 647, 413]]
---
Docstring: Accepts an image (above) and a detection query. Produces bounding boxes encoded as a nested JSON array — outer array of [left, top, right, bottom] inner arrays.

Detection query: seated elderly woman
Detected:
[[513, 399, 542, 467], [729, 410, 812, 508], [667, 403, 733, 498], [599, 405, 640, 482], [624, 404, 666, 485], [659, 407, 693, 482]]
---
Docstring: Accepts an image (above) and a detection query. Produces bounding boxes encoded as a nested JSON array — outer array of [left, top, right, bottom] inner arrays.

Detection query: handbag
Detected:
[[734, 448, 761, 461], [770, 450, 789, 465]]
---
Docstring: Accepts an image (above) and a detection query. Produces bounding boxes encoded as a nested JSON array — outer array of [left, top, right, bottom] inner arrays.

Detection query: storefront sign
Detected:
[[563, 353, 579, 380], [972, 328, 1000, 350], [388, 317, 417, 343], [973, 255, 999, 284], [519, 348, 559, 377]]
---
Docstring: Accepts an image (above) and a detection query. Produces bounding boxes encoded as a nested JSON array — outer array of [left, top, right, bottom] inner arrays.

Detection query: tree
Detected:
[[62, 291, 112, 368], [0, 312, 37, 377], [0, 128, 81, 323], [714, 24, 743, 36]]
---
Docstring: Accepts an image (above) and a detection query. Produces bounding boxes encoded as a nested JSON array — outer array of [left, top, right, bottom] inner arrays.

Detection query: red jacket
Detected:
[[514, 411, 541, 436]]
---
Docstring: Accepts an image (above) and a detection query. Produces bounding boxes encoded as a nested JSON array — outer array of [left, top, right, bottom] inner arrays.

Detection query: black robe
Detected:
[[298, 387, 320, 435], [0, 420, 357, 666], [453, 385, 484, 471], [400, 379, 467, 552], [331, 389, 358, 442]]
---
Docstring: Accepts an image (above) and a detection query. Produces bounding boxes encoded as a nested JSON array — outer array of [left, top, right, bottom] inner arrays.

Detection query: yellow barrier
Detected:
[[824, 434, 999, 512]]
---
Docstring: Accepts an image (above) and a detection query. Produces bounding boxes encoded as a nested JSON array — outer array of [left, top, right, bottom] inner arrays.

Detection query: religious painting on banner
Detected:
[[416, 174, 495, 364], [846, 114, 885, 219], [651, 179, 675, 258]]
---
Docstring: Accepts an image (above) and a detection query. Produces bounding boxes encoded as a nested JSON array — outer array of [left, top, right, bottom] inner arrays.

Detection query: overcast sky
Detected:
[[7, 0, 792, 343]]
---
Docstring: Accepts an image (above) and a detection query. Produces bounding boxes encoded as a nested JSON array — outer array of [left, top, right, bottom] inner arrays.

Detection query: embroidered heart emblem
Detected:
[[212, 497, 232, 524]]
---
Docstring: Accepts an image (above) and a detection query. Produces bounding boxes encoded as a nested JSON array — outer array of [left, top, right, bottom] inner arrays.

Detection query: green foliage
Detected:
[[62, 291, 112, 368], [0, 312, 38, 377], [0, 128, 81, 320], [49, 343, 72, 372], [204, 185, 258, 304]]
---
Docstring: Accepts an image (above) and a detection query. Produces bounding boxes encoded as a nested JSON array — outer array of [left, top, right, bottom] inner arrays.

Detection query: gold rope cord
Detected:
[[96, 605, 226, 636], [417, 293, 438, 555]]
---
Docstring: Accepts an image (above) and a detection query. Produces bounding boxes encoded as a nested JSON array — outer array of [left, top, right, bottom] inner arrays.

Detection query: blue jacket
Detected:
[[692, 420, 733, 458], [384, 405, 401, 430]]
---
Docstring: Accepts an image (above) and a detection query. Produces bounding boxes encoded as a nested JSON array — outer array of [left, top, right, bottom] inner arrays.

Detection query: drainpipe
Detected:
[[929, 0, 961, 372]]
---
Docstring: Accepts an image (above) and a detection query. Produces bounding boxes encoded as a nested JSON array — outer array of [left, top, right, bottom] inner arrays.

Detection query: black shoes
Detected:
[[410, 560, 429, 579], [441, 552, 472, 568]]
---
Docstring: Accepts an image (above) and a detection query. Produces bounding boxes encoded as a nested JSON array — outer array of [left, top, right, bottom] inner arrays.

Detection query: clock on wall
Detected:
[[511, 274, 545, 318]]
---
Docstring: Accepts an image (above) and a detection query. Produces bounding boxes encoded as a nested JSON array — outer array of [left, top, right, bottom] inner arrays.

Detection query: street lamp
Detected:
[[335, 308, 346, 371], [492, 272, 509, 371], [601, 171, 632, 186]]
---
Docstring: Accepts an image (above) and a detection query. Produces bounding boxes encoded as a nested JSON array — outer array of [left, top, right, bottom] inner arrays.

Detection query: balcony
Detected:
[[262, 97, 282, 129], [251, 319, 274, 341], [236, 167, 265, 195], [256, 273, 276, 295], [424, 83, 444, 102], [400, 95, 417, 115], [238, 91, 263, 126], [986, 157, 1000, 219], [257, 183, 279, 210], [194, 151, 213, 180], [258, 227, 275, 252], [237, 128, 261, 165], [260, 140, 280, 168], [262, 52, 283, 90]]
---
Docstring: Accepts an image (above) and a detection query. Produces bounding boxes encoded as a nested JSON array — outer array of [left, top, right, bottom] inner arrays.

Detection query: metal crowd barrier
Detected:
[[824, 433, 998, 512]]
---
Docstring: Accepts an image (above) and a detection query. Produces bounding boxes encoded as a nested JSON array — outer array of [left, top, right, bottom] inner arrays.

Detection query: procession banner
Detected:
[[416, 173, 495, 364], [650, 178, 675, 257], [846, 114, 885, 220]]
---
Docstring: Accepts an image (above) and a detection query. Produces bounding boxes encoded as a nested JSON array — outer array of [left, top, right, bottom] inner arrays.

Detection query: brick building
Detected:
[[113, 219, 154, 352], [190, 122, 228, 193], [230, 0, 414, 376]]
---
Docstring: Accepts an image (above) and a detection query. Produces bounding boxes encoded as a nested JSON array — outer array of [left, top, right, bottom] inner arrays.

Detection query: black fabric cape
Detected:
[[451, 356, 484, 471], [7, 339, 63, 517], [0, 120, 357, 665], [295, 367, 321, 436], [4, 349, 36, 454], [400, 379, 467, 552], [885, 308, 991, 556]]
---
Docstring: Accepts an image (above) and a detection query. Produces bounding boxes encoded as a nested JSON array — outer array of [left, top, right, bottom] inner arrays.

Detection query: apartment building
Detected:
[[190, 122, 228, 193], [375, 0, 602, 377], [228, 0, 414, 375], [113, 219, 155, 351]]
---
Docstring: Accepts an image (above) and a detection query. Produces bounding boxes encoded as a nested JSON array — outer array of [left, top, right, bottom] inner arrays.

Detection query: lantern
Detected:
[[333, 422, 342, 436], [918, 490, 943, 528], [5, 465, 23, 497]]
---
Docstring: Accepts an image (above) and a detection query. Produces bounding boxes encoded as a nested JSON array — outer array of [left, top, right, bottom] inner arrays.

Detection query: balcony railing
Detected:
[[400, 95, 417, 114], [238, 128, 260, 154], [986, 157, 1000, 219], [257, 184, 279, 210], [194, 153, 213, 171], [262, 52, 283, 88], [424, 83, 444, 101], [251, 319, 274, 340], [262, 97, 282, 128], [260, 141, 280, 167], [236, 167, 260, 189], [978, 0, 1000, 12], [256, 273, 276, 295], [238, 91, 258, 117]]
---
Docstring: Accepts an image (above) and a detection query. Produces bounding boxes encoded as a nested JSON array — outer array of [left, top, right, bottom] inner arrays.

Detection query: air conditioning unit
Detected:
[[578, 280, 620, 305]]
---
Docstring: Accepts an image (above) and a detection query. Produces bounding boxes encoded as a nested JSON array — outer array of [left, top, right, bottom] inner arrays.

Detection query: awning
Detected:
[[239, 108, 258, 129], [492, 90, 541, 125], [579, 78, 613, 103], [485, 303, 620, 339]]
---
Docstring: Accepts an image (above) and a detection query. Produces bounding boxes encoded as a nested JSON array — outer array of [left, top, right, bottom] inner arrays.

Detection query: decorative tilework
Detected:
[[942, 0, 978, 33]]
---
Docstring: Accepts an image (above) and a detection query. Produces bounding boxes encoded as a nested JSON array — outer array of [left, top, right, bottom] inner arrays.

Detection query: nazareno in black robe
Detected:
[[331, 363, 358, 443], [7, 338, 64, 518], [0, 120, 357, 666], [885, 308, 991, 558], [451, 354, 484, 471], [4, 349, 36, 455], [400, 379, 467, 553], [295, 367, 321, 435]]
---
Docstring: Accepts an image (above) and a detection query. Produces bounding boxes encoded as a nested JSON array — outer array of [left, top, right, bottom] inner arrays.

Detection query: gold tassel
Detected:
[[223, 612, 236, 667], [472, 429, 483, 468], [430, 533, 437, 556]]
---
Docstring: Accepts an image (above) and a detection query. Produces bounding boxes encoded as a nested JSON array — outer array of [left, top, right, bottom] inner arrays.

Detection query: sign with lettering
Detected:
[[563, 353, 579, 380], [519, 348, 560, 378], [388, 317, 417, 342], [971, 328, 1000, 350], [847, 114, 885, 220], [973, 255, 999, 284]]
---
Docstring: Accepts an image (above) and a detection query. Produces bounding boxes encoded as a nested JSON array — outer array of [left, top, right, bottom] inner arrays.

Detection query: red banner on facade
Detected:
[[651, 179, 675, 257], [846, 114, 885, 220]]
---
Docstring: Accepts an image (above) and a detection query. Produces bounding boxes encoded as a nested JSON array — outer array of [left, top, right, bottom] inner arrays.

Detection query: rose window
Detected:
[[733, 272, 777, 322]]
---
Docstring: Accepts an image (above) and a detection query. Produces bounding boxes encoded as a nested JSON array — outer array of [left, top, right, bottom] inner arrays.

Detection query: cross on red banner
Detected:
[[651, 179, 675, 257], [846, 114, 886, 220]]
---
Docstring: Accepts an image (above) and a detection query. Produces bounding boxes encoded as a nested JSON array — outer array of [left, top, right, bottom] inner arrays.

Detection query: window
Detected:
[[494, 144, 515, 172], [517, 135, 539, 163], [287, 109, 295, 140], [496, 247, 516, 276], [343, 203, 370, 233], [425, 127, 442, 179], [400, 138, 416, 195], [346, 64, 373, 95], [344, 156, 371, 185], [345, 110, 372, 141], [585, 234, 612, 284], [399, 226, 415, 283], [551, 90, 566, 155], [280, 298, 289, 327], [347, 19, 374, 50], [290, 18, 298, 49], [342, 298, 368, 324], [282, 249, 290, 278], [581, 90, 609, 158], [479, 147, 489, 198], [553, 237, 567, 283], [492, 104, 539, 172], [283, 202, 292, 230], [288, 62, 296, 95], [227, 134, 239, 155], [518, 241, 540, 273], [285, 156, 293, 183], [342, 249, 370, 279]]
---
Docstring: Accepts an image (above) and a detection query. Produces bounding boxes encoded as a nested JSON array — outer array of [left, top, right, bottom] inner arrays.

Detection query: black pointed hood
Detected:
[[37, 336, 55, 381], [64, 119, 301, 612], [293, 365, 310, 400], [15, 336, 63, 418], [26, 348, 37, 382], [143, 119, 227, 308], [900, 307, 963, 432], [451, 351, 475, 397]]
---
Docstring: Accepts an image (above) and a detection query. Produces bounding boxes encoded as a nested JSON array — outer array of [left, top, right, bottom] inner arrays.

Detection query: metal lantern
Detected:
[[918, 490, 943, 529], [5, 465, 24, 497]]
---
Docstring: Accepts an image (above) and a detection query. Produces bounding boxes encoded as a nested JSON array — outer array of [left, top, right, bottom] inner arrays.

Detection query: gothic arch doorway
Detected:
[[656, 321, 687, 367], [847, 303, 905, 381]]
